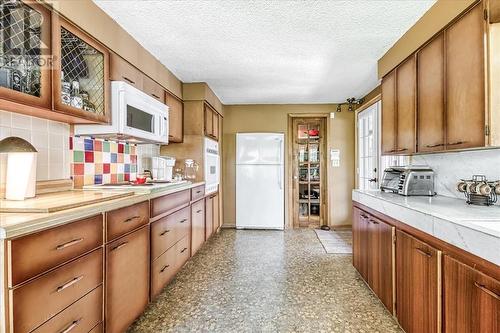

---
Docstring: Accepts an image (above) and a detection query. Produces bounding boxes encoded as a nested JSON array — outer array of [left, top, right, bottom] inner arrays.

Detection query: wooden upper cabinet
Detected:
[[417, 33, 445, 153], [143, 75, 165, 103], [443, 255, 500, 333], [0, 1, 52, 109], [52, 14, 110, 123], [109, 52, 143, 89], [445, 3, 485, 150], [212, 110, 219, 140], [396, 56, 416, 154], [166, 91, 184, 143], [396, 230, 440, 333], [381, 70, 397, 154], [204, 103, 214, 138]]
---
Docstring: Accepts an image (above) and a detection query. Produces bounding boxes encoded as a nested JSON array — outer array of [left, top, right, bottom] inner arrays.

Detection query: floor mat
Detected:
[[315, 229, 352, 254]]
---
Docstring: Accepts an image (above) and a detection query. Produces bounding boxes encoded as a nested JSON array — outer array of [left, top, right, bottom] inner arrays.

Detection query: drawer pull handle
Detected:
[[124, 216, 141, 223], [196, 209, 202, 213], [180, 218, 188, 223], [180, 247, 188, 253], [57, 276, 84, 293], [360, 214, 368, 219], [426, 143, 444, 148], [160, 229, 171, 236], [160, 265, 170, 273], [415, 248, 432, 258], [368, 219, 379, 225], [111, 242, 128, 252], [152, 93, 160, 99], [59, 318, 82, 333], [196, 190, 201, 194], [474, 282, 500, 300], [448, 141, 467, 146], [56, 238, 84, 250], [123, 76, 135, 85]]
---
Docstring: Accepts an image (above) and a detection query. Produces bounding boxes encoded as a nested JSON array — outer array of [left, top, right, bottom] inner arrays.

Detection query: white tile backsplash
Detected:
[[0, 110, 71, 186]]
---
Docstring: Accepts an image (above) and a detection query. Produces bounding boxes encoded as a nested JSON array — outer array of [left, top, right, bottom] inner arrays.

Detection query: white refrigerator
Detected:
[[236, 133, 284, 230]]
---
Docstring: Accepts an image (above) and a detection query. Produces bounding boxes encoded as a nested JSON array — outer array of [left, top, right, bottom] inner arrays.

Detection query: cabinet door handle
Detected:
[[160, 265, 170, 273], [415, 248, 432, 258], [56, 238, 84, 250], [368, 219, 379, 225], [169, 135, 174, 138], [474, 282, 500, 301], [448, 141, 467, 146], [395, 148, 408, 152], [196, 190, 202, 194], [152, 93, 160, 99], [111, 242, 128, 251], [124, 215, 141, 223], [196, 209, 202, 213], [56, 276, 84, 293], [58, 318, 82, 333], [360, 214, 368, 219], [426, 143, 445, 148], [160, 229, 170, 236], [180, 247, 188, 253], [122, 76, 135, 85], [179, 218, 188, 223]]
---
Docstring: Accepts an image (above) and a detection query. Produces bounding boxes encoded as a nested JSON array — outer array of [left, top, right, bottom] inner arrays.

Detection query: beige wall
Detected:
[[378, 0, 476, 78], [46, 0, 182, 98], [223, 104, 355, 229]]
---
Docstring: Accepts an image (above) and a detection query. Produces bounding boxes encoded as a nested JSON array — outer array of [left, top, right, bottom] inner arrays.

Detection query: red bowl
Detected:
[[135, 176, 147, 184]]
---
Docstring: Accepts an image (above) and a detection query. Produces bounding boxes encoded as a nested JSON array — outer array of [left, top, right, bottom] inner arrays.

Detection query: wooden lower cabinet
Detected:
[[205, 195, 214, 240], [352, 208, 394, 312], [396, 230, 441, 333], [105, 226, 150, 333], [213, 193, 220, 232], [443, 255, 500, 332], [191, 199, 206, 255]]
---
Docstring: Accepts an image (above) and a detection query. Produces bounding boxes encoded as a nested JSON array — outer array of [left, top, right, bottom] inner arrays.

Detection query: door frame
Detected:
[[287, 114, 329, 228], [356, 101, 381, 190]]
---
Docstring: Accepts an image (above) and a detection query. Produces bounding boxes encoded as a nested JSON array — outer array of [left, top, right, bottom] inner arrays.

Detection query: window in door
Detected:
[[357, 101, 380, 190]]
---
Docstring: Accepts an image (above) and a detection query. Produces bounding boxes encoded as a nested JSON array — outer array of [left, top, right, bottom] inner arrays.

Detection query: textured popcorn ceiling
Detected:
[[94, 0, 435, 104]]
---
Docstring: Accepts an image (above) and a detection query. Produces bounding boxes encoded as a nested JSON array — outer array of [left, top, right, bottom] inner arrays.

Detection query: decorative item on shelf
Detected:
[[70, 80, 83, 109], [457, 175, 498, 206], [184, 159, 199, 180], [0, 137, 38, 201]]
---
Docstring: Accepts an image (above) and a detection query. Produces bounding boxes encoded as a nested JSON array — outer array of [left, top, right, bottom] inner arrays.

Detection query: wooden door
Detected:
[[166, 91, 183, 142], [445, 3, 485, 150], [352, 208, 369, 281], [396, 230, 440, 333], [367, 216, 394, 313], [204, 104, 214, 138], [443, 255, 499, 332], [205, 195, 213, 240], [0, 1, 52, 109], [396, 56, 416, 154], [381, 70, 397, 154], [212, 193, 220, 232], [417, 33, 446, 153], [52, 14, 110, 123], [191, 199, 205, 255], [109, 53, 143, 89], [106, 226, 149, 333], [212, 111, 219, 141], [143, 76, 165, 103]]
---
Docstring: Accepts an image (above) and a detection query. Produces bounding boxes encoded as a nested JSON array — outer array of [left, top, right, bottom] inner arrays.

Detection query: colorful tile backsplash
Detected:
[[71, 136, 137, 188]]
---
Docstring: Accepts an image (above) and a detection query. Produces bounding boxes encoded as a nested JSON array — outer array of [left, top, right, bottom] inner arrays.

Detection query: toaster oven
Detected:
[[381, 166, 435, 196]]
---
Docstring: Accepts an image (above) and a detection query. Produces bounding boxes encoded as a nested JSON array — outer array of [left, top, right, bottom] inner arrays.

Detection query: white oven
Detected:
[[204, 137, 220, 194], [75, 81, 168, 144]]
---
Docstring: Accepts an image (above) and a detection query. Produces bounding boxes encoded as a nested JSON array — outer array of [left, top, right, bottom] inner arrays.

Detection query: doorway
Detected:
[[356, 101, 380, 190], [290, 116, 328, 228]]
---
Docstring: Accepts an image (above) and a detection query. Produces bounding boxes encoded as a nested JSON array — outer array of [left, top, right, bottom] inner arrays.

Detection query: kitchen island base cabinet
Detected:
[[396, 230, 441, 333], [443, 255, 500, 333], [105, 225, 150, 333]]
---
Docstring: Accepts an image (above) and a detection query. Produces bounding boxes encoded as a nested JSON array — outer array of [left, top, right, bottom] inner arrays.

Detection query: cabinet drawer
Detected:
[[150, 244, 177, 300], [143, 76, 165, 103], [151, 190, 190, 218], [191, 185, 205, 202], [9, 214, 103, 287], [175, 235, 191, 269], [12, 249, 103, 333], [110, 52, 143, 89], [151, 206, 191, 260], [106, 201, 149, 241], [31, 285, 103, 333]]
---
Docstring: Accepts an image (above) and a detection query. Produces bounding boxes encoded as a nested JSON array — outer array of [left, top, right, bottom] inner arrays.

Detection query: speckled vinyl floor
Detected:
[[129, 229, 402, 333]]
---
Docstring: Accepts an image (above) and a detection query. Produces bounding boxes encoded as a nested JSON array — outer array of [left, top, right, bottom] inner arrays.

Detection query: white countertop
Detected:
[[352, 189, 500, 266], [0, 181, 205, 239]]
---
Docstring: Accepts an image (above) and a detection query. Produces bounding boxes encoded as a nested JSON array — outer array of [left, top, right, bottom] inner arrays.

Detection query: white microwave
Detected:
[[75, 81, 169, 144]]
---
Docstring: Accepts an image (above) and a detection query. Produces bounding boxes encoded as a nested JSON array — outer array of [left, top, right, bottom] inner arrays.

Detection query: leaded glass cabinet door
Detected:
[[52, 14, 110, 123], [0, 0, 51, 108]]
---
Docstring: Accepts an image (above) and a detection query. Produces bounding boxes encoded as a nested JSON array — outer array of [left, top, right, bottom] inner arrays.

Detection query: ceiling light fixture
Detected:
[[335, 97, 364, 112], [336, 104, 342, 112]]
